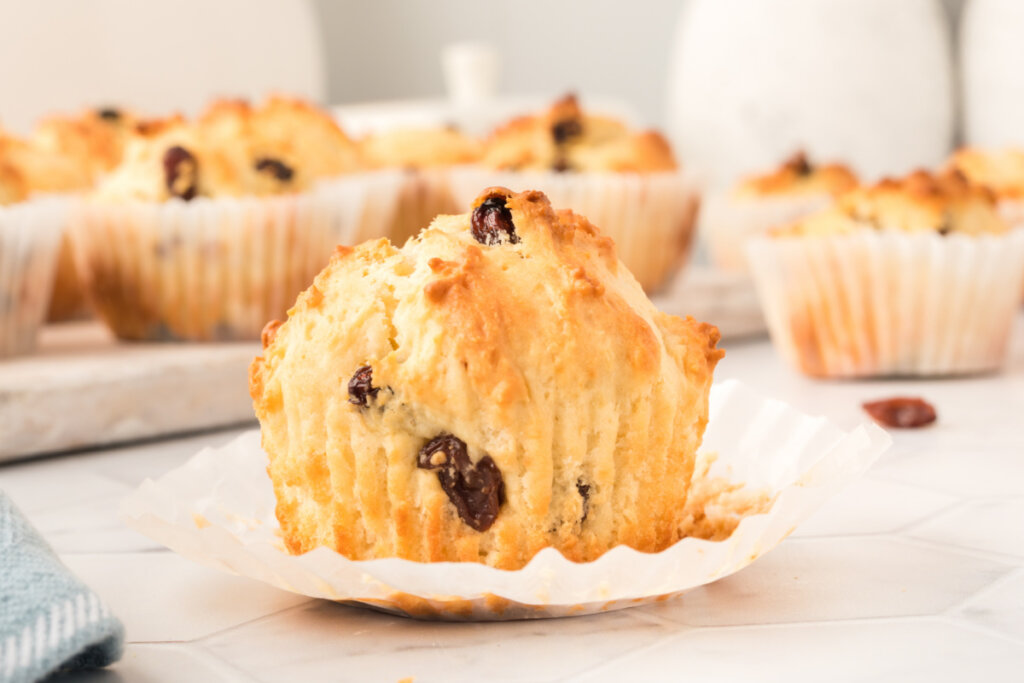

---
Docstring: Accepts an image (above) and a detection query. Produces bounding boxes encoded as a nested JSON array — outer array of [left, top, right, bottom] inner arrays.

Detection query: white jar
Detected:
[[665, 0, 955, 188], [961, 0, 1024, 146]]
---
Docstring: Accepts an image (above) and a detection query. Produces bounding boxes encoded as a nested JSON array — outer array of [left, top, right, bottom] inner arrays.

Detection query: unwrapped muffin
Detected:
[[749, 170, 1024, 377], [250, 187, 723, 569], [449, 95, 700, 291], [359, 126, 482, 244], [704, 152, 858, 272], [72, 98, 400, 341]]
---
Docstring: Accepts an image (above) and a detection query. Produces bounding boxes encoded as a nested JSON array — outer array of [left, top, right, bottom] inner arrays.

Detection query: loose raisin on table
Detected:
[[163, 146, 199, 201], [862, 397, 937, 429], [470, 194, 519, 246], [417, 433, 504, 531], [347, 365, 380, 407]]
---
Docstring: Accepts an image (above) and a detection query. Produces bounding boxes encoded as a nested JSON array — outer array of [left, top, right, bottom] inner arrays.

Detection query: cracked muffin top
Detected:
[[94, 96, 362, 202], [734, 152, 858, 198], [776, 170, 1008, 237], [359, 127, 482, 169], [480, 95, 677, 173]]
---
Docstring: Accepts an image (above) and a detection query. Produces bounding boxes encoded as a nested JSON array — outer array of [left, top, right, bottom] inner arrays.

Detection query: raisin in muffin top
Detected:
[[947, 147, 1024, 199], [359, 127, 482, 169], [734, 152, 858, 198], [481, 95, 677, 173], [94, 96, 361, 202], [776, 170, 1008, 237]]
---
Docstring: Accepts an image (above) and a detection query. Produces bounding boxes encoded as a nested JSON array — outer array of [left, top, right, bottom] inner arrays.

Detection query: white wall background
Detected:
[[315, 0, 965, 128], [314, 0, 683, 127]]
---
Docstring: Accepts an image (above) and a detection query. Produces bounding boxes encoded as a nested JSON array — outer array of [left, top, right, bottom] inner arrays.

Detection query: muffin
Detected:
[[72, 98, 399, 341], [250, 187, 723, 569], [360, 126, 482, 244], [448, 95, 700, 292], [704, 152, 858, 272], [22, 107, 139, 321], [0, 156, 65, 357], [748, 170, 1024, 377]]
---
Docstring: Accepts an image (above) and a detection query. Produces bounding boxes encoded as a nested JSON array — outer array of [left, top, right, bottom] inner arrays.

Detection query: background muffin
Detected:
[[449, 95, 700, 292], [250, 187, 723, 569], [0, 152, 64, 357], [703, 151, 858, 272], [359, 126, 482, 244], [749, 170, 1024, 378], [73, 97, 398, 342]]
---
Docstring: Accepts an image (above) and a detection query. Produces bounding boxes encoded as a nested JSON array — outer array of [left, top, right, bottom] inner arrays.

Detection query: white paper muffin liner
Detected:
[[0, 198, 67, 357], [702, 192, 834, 273], [387, 168, 459, 245], [747, 229, 1024, 377], [448, 167, 702, 292], [71, 171, 403, 341], [120, 380, 890, 621]]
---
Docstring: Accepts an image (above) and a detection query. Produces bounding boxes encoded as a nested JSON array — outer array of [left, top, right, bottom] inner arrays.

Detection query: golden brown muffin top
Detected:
[[31, 106, 137, 181], [734, 151, 858, 198], [0, 127, 94, 194], [777, 170, 1008, 237], [359, 127, 482, 169], [95, 96, 362, 202], [946, 147, 1024, 199], [481, 94, 677, 173]]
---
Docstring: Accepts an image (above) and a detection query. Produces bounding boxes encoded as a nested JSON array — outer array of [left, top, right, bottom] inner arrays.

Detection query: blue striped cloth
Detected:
[[0, 492, 123, 683]]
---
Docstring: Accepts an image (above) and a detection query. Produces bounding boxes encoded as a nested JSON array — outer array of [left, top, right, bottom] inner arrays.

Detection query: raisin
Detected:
[[96, 107, 122, 122], [786, 151, 813, 176], [255, 157, 294, 183], [863, 397, 937, 429], [551, 118, 582, 144], [471, 194, 519, 245], [417, 433, 504, 532], [347, 365, 380, 407], [576, 480, 591, 522], [163, 146, 198, 201], [552, 157, 572, 173]]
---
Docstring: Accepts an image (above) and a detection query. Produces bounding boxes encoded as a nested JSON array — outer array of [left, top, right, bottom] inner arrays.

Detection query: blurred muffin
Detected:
[[749, 170, 1024, 377], [704, 152, 858, 273], [359, 126, 482, 244], [449, 94, 700, 292], [250, 187, 723, 569], [0, 152, 64, 357], [73, 98, 398, 342]]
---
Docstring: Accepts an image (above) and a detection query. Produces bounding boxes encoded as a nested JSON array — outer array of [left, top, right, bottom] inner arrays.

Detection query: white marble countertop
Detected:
[[2, 330, 1023, 682]]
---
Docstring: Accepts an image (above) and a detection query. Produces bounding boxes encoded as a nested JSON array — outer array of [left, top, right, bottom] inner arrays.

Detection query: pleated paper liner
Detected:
[[0, 197, 67, 357], [121, 380, 891, 620], [748, 229, 1024, 378], [447, 168, 702, 293], [71, 171, 404, 341], [702, 192, 834, 273], [387, 168, 460, 246]]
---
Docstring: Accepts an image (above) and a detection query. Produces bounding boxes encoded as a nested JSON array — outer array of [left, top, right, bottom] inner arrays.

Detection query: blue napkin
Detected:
[[0, 492, 123, 683]]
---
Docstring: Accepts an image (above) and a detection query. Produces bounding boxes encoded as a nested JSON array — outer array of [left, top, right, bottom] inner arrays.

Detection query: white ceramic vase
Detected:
[[665, 0, 955, 188], [960, 0, 1024, 146]]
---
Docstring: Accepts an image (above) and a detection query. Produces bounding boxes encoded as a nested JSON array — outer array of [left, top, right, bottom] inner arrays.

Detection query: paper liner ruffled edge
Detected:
[[0, 198, 67, 357], [121, 380, 890, 619]]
